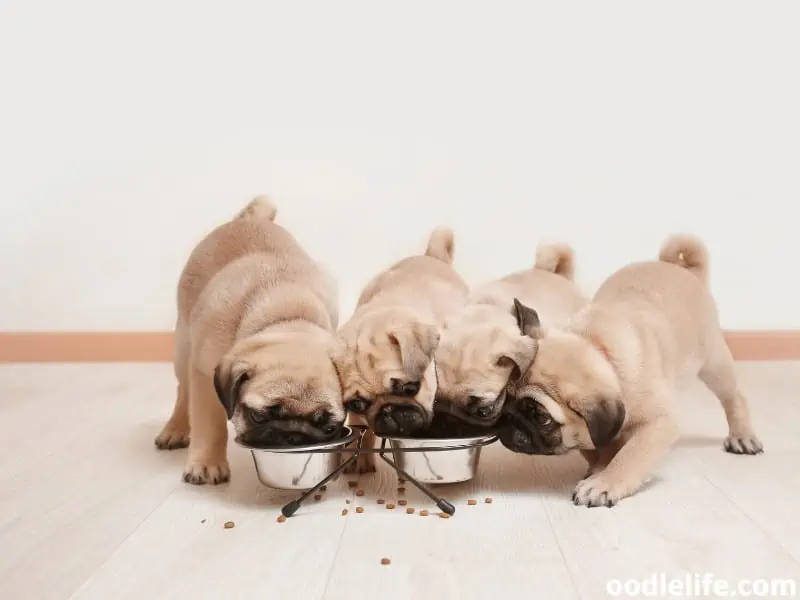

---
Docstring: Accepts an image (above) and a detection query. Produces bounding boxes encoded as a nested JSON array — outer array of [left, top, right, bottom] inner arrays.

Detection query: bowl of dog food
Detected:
[[382, 432, 498, 484], [237, 426, 359, 490]]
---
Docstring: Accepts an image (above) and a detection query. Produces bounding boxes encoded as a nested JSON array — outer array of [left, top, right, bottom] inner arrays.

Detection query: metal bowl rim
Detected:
[[381, 433, 498, 447], [234, 426, 358, 454]]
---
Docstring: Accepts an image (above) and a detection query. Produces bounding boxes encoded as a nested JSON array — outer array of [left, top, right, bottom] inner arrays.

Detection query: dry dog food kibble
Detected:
[[398, 500, 407, 506], [406, 507, 415, 514], [467, 499, 477, 506], [200, 519, 206, 524], [485, 497, 493, 504], [356, 507, 365, 514], [345, 499, 351, 504], [356, 489, 365, 497], [386, 503, 395, 510], [419, 510, 429, 516], [341, 509, 349, 516], [397, 487, 406, 494], [398, 478, 406, 484], [377, 499, 385, 504], [439, 513, 451, 519], [381, 558, 391, 565], [276, 515, 287, 523], [224, 521, 235, 529], [348, 481, 358, 488]]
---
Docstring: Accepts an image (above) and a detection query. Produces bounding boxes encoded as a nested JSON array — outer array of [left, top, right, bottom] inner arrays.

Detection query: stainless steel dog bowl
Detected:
[[383, 433, 497, 484], [237, 427, 359, 491]]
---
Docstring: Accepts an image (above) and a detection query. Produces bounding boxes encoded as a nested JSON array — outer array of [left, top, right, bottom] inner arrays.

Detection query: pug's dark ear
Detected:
[[513, 298, 542, 339], [570, 395, 626, 448], [495, 337, 538, 383], [389, 323, 440, 382], [213, 362, 251, 419]]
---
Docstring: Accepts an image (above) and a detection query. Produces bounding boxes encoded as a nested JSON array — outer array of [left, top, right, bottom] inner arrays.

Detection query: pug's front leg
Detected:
[[573, 416, 679, 507], [183, 368, 231, 485], [579, 443, 620, 479], [344, 414, 376, 474]]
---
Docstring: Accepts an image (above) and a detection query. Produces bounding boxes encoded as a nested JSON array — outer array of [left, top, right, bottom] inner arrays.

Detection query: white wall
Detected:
[[1, 1, 798, 331]]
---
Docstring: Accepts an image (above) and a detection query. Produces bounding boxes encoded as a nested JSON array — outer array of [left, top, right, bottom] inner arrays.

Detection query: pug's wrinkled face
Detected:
[[214, 332, 346, 447], [499, 323, 625, 455], [334, 308, 440, 436], [434, 300, 541, 430]]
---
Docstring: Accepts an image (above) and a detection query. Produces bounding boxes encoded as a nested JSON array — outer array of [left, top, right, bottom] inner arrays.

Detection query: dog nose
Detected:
[[374, 404, 426, 435], [390, 378, 420, 397], [465, 396, 496, 419]]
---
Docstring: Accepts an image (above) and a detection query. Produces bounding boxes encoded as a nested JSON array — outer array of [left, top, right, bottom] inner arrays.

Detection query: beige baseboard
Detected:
[[0, 331, 799, 363]]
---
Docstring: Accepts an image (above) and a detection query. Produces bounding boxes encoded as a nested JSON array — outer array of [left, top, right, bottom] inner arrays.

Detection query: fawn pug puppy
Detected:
[[499, 234, 764, 507], [334, 228, 469, 471], [154, 197, 345, 485], [434, 243, 587, 433]]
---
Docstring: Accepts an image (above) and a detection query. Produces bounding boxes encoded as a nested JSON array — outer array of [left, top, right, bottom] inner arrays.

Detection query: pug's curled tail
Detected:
[[235, 196, 278, 221], [425, 227, 455, 264], [659, 233, 709, 284], [534, 242, 575, 280]]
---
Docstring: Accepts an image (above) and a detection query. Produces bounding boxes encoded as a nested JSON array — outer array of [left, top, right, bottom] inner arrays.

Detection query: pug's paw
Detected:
[[182, 458, 231, 485], [724, 434, 764, 455], [345, 452, 377, 475], [155, 424, 190, 450], [571, 474, 627, 508]]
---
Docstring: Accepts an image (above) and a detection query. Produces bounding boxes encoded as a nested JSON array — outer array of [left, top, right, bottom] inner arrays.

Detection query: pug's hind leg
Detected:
[[573, 412, 679, 507], [183, 367, 231, 485], [699, 341, 764, 455]]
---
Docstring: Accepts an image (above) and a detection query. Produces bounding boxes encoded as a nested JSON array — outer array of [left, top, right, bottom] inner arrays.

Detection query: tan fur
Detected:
[[534, 242, 576, 280], [435, 243, 587, 427], [154, 197, 345, 485], [501, 234, 763, 507], [334, 228, 469, 473]]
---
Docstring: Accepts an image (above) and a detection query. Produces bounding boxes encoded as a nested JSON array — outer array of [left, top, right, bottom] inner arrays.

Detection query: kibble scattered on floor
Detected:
[[419, 510, 429, 516], [356, 507, 365, 514], [386, 503, 395, 510], [348, 481, 358, 488], [439, 513, 451, 519], [356, 489, 365, 497], [467, 499, 477, 506], [485, 497, 493, 504], [398, 499, 407, 506], [341, 509, 349, 516], [397, 487, 406, 494], [377, 499, 385, 504], [381, 558, 391, 566], [345, 499, 351, 504], [224, 521, 235, 529], [406, 507, 415, 514]]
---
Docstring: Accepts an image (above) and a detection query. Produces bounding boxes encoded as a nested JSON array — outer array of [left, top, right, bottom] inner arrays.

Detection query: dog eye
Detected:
[[249, 409, 269, 425], [345, 396, 371, 414], [535, 412, 553, 426]]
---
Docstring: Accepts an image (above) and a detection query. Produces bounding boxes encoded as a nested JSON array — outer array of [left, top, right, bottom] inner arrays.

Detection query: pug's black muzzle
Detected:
[[238, 420, 344, 447], [373, 403, 427, 436], [498, 401, 562, 455]]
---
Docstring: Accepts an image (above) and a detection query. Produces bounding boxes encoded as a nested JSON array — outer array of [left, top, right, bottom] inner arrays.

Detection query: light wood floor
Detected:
[[1, 363, 798, 600]]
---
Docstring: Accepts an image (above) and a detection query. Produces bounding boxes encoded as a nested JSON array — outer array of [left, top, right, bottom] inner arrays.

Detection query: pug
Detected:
[[434, 243, 587, 433], [334, 228, 469, 471], [499, 234, 764, 507], [154, 197, 345, 485]]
